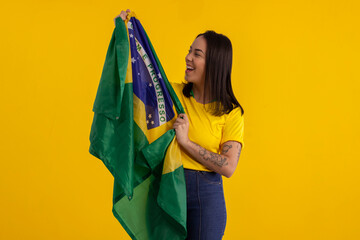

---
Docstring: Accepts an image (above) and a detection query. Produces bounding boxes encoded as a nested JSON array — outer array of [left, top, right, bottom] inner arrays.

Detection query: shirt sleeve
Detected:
[[221, 107, 245, 149]]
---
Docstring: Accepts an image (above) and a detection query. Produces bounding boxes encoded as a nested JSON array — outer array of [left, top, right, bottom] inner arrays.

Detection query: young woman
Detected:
[[117, 10, 245, 240]]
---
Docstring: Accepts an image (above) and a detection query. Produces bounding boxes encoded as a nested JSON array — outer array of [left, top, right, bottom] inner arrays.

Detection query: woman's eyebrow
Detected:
[[189, 46, 205, 54], [194, 49, 205, 54]]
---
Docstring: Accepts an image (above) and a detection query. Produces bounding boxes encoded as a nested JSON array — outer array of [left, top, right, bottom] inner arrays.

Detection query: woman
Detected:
[[116, 10, 245, 240]]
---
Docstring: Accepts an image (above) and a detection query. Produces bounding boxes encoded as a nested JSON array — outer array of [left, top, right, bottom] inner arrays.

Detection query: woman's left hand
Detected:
[[173, 113, 190, 147]]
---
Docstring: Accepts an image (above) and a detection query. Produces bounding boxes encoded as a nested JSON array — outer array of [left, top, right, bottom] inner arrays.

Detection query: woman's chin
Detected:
[[184, 75, 196, 83]]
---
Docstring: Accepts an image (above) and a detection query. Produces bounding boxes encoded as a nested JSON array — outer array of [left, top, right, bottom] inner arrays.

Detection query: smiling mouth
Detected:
[[186, 66, 194, 73]]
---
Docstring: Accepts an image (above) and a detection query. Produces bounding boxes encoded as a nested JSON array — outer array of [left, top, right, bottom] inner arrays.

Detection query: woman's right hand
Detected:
[[113, 9, 131, 25]]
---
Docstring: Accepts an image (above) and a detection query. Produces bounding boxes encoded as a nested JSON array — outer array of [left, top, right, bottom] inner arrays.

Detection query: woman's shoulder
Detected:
[[170, 81, 185, 95], [170, 81, 184, 88], [224, 105, 244, 122]]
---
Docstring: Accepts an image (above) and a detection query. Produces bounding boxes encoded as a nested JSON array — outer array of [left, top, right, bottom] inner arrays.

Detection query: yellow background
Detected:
[[1, 0, 359, 239]]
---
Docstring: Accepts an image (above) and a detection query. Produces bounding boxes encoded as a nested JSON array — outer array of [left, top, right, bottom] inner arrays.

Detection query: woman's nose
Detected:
[[185, 53, 192, 62]]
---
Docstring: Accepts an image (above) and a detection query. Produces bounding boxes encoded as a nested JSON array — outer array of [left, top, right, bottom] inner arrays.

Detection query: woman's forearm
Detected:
[[173, 113, 240, 177], [180, 139, 235, 178]]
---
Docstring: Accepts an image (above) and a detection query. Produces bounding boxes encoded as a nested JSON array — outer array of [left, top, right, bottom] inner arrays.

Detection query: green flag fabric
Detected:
[[89, 13, 187, 240]]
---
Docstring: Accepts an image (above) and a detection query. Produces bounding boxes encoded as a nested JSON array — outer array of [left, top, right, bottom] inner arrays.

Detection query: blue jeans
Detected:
[[184, 168, 227, 240]]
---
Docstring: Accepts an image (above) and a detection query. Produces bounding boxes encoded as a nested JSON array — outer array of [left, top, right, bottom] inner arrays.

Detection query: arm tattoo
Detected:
[[194, 143, 229, 167], [236, 143, 241, 162], [221, 144, 232, 154]]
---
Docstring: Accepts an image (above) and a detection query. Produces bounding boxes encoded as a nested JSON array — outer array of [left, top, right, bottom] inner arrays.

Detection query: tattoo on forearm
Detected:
[[221, 144, 232, 154], [195, 143, 228, 167], [236, 143, 241, 162]]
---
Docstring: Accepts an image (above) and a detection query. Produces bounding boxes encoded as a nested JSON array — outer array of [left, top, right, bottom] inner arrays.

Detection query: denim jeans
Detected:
[[184, 168, 227, 240]]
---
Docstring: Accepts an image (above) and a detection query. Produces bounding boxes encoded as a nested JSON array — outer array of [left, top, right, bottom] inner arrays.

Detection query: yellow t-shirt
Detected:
[[171, 82, 245, 172]]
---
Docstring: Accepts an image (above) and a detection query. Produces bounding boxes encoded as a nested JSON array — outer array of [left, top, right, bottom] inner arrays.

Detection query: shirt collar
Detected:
[[190, 88, 194, 98]]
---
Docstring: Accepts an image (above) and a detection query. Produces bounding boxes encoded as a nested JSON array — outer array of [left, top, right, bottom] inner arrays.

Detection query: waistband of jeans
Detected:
[[184, 168, 214, 173]]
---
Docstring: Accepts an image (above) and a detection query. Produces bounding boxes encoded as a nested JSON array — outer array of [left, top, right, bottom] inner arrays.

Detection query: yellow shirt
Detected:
[[171, 82, 245, 171]]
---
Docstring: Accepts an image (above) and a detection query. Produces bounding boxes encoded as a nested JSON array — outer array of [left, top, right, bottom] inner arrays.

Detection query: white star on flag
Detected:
[[131, 57, 136, 63], [148, 114, 152, 119], [129, 34, 133, 38], [149, 83, 152, 87], [158, 73, 162, 79], [151, 121, 154, 125], [146, 120, 149, 124], [127, 22, 133, 30]]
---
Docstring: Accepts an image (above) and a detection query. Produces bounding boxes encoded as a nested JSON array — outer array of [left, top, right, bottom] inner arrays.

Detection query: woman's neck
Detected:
[[192, 83, 211, 104]]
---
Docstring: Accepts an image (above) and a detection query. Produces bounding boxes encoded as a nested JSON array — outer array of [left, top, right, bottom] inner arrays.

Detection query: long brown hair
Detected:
[[183, 30, 244, 116]]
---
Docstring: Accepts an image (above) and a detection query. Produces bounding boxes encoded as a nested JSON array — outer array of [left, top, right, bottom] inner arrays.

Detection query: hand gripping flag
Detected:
[[89, 12, 187, 240]]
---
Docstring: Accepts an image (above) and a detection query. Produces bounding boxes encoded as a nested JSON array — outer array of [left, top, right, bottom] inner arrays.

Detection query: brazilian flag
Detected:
[[89, 12, 187, 240]]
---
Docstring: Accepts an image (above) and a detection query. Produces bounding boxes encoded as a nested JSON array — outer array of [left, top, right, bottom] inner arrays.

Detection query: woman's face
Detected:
[[185, 36, 207, 86]]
